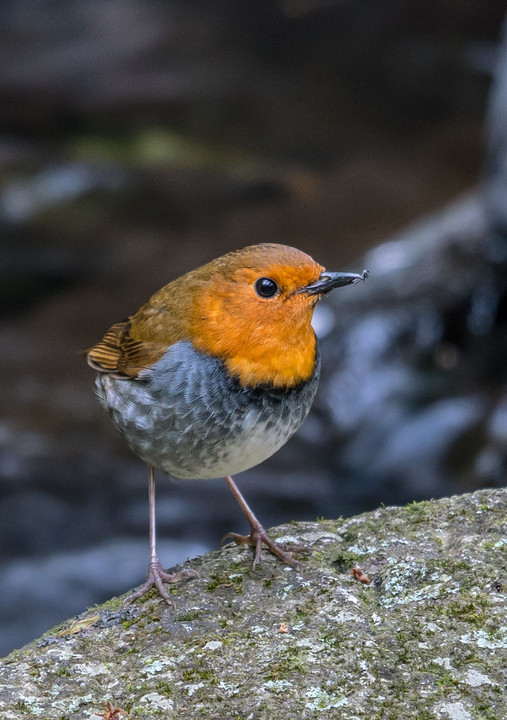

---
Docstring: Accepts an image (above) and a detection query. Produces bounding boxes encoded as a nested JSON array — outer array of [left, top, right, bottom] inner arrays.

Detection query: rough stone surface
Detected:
[[1, 488, 506, 719]]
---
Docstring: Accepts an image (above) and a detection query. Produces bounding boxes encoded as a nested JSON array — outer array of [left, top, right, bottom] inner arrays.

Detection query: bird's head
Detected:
[[87, 243, 366, 388], [177, 243, 365, 387]]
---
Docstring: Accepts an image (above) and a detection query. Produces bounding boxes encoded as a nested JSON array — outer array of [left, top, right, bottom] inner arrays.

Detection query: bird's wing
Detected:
[[86, 320, 168, 378]]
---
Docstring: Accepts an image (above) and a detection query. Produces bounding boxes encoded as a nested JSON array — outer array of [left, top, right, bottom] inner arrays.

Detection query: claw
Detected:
[[222, 475, 312, 572], [222, 528, 310, 571], [123, 558, 198, 607]]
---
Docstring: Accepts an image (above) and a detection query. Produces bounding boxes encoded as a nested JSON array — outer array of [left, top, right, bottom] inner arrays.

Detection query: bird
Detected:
[[86, 243, 367, 605]]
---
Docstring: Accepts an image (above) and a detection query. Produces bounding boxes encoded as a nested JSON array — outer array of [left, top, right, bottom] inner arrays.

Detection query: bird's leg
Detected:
[[222, 475, 310, 571], [123, 465, 197, 606]]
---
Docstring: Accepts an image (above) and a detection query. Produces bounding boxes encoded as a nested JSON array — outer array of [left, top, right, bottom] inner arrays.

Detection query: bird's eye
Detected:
[[255, 277, 279, 298]]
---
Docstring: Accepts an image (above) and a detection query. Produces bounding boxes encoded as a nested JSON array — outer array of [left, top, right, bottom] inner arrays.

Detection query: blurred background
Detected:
[[1, 0, 506, 656]]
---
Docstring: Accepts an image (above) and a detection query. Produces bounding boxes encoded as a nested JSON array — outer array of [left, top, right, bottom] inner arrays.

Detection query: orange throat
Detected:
[[189, 296, 319, 389], [224, 329, 317, 388]]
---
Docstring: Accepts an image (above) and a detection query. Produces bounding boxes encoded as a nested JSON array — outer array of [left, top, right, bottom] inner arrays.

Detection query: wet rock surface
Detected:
[[1, 4, 506, 656], [1, 488, 506, 719]]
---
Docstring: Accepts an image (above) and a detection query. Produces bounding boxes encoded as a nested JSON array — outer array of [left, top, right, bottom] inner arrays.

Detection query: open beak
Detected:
[[300, 269, 369, 296]]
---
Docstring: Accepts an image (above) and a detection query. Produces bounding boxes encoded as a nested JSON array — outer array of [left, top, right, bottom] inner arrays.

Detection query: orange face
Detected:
[[187, 245, 325, 387]]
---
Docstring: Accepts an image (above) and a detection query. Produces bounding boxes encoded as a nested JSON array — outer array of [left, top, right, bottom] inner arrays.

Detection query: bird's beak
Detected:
[[299, 269, 369, 296]]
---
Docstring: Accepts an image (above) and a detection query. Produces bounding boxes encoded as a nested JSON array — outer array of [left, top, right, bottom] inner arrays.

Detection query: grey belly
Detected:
[[95, 341, 320, 480]]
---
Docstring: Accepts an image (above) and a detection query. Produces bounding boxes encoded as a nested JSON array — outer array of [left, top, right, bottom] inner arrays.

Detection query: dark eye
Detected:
[[255, 277, 279, 298]]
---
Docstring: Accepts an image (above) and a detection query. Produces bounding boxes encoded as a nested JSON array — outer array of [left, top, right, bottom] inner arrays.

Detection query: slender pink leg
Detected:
[[222, 475, 310, 571], [123, 465, 197, 606]]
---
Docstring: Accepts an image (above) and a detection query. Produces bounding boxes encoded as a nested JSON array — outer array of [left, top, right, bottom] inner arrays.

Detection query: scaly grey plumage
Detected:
[[96, 340, 320, 480]]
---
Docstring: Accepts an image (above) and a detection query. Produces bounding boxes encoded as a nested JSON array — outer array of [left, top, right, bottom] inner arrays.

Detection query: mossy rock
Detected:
[[1, 488, 506, 719]]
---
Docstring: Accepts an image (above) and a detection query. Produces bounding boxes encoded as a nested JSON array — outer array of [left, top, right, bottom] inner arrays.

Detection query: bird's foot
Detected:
[[222, 525, 311, 572], [122, 558, 198, 607]]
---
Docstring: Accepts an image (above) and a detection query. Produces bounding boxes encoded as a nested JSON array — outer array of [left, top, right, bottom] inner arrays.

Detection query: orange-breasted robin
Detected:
[[87, 243, 367, 604]]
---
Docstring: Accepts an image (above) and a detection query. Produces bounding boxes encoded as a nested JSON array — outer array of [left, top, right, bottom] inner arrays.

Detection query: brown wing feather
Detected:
[[87, 320, 163, 378], [86, 288, 190, 378], [86, 321, 133, 375]]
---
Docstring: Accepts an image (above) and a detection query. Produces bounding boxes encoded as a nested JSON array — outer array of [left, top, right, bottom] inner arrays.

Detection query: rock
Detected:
[[1, 488, 506, 718]]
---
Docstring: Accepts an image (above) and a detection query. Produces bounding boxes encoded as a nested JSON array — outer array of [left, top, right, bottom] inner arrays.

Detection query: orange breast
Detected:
[[187, 280, 319, 388]]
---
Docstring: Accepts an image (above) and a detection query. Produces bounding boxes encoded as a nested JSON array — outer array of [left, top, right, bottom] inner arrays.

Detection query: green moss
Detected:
[[477, 708, 502, 720], [155, 681, 172, 695], [206, 572, 244, 594], [331, 549, 362, 572], [12, 700, 30, 713], [121, 616, 139, 630], [404, 499, 433, 522], [436, 673, 460, 693], [339, 530, 358, 543], [265, 647, 308, 681], [182, 665, 219, 685], [55, 666, 72, 677], [311, 550, 326, 563], [177, 609, 202, 622], [443, 598, 488, 627]]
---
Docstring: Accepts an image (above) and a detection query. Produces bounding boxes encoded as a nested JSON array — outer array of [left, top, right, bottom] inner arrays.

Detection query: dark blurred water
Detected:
[[0, 1, 505, 656]]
